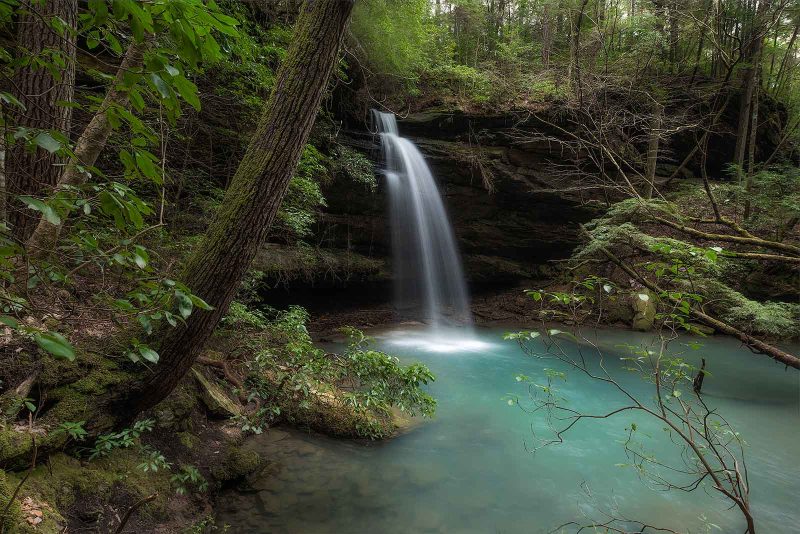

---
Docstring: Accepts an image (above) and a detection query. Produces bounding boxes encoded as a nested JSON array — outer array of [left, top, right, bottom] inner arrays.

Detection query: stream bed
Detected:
[[217, 327, 800, 533]]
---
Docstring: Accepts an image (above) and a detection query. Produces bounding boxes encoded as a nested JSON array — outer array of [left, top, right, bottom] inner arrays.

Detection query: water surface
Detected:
[[218, 327, 800, 533]]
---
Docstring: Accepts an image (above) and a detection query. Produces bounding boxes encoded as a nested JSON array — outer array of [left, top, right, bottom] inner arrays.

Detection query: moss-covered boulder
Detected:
[[210, 444, 263, 482]]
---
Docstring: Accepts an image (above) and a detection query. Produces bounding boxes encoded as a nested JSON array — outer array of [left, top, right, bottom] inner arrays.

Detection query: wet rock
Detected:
[[192, 368, 241, 418], [631, 290, 657, 331]]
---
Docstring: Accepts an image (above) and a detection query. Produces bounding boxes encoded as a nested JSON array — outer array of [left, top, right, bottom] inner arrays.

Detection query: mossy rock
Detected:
[[0, 469, 22, 532], [152, 381, 198, 429], [191, 369, 241, 419], [178, 431, 200, 450], [210, 444, 263, 482], [15, 450, 171, 530], [630, 290, 657, 331]]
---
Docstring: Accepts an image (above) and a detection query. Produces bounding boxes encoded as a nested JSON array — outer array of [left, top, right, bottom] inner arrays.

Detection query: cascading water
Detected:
[[374, 110, 476, 342]]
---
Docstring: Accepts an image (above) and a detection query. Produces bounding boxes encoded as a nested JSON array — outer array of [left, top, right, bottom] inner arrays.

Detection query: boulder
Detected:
[[631, 290, 657, 331], [191, 368, 241, 418]]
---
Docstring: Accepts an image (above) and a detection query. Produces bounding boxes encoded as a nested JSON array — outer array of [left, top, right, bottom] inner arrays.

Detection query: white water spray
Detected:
[[374, 110, 475, 339]]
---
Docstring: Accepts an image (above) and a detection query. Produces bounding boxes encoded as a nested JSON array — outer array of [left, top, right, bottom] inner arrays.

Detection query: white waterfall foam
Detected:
[[374, 110, 475, 337]]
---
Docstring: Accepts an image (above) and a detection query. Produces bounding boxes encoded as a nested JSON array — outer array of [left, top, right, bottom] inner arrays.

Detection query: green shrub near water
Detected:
[[226, 305, 436, 439]]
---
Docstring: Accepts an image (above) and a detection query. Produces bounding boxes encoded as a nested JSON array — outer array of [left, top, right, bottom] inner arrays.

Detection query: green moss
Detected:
[[19, 450, 171, 523], [209, 445, 263, 482], [152, 382, 198, 429], [0, 469, 22, 531], [178, 431, 200, 450], [701, 280, 800, 338], [0, 431, 34, 464]]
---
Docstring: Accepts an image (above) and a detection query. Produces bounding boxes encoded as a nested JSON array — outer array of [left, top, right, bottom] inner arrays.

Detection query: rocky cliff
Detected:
[[315, 111, 601, 289]]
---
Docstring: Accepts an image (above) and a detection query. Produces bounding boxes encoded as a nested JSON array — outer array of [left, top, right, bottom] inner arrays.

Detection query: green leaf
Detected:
[[138, 314, 153, 335], [34, 331, 76, 361], [172, 75, 201, 111], [33, 132, 61, 153], [175, 290, 193, 319], [0, 92, 25, 109], [138, 346, 159, 364], [149, 73, 171, 99], [135, 151, 160, 181], [0, 315, 19, 328], [189, 294, 213, 311], [19, 196, 61, 225]]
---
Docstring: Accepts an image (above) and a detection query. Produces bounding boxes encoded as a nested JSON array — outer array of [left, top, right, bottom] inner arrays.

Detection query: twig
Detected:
[[113, 493, 158, 534]]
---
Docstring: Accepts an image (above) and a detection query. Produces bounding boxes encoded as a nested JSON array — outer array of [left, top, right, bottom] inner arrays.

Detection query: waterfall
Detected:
[[374, 110, 473, 333]]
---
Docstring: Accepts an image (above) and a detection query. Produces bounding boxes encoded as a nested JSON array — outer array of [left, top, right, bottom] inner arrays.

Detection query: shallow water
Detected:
[[218, 327, 800, 533]]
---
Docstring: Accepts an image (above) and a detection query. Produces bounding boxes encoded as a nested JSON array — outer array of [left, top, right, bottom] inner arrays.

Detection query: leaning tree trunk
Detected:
[[7, 0, 77, 241], [25, 41, 148, 258], [123, 0, 355, 416]]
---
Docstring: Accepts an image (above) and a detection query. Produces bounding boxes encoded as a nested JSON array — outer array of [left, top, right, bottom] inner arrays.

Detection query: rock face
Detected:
[[316, 111, 601, 292], [630, 290, 657, 331]]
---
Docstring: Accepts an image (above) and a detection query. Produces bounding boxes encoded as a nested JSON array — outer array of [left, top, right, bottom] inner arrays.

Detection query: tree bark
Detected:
[[124, 0, 355, 416], [644, 104, 662, 199], [733, 0, 769, 184], [743, 70, 759, 219], [570, 0, 590, 105], [7, 0, 77, 241], [542, 5, 553, 69], [25, 41, 148, 258]]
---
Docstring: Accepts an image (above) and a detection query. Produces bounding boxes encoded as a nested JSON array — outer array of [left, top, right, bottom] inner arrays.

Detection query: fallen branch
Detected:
[[652, 216, 800, 256], [583, 227, 800, 369], [113, 493, 157, 534]]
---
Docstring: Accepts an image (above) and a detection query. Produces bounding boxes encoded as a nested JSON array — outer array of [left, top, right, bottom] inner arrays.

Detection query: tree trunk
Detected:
[[25, 41, 148, 258], [668, 0, 680, 67], [125, 0, 355, 416], [571, 0, 590, 105], [542, 5, 553, 69], [743, 70, 760, 219], [644, 104, 662, 199], [773, 22, 798, 96], [733, 0, 769, 184], [7, 0, 77, 241]]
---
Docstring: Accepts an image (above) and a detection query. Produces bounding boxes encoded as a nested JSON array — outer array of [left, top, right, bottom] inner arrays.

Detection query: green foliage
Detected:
[[276, 144, 328, 240], [224, 301, 269, 330], [87, 418, 155, 460], [350, 0, 434, 85], [171, 464, 208, 495], [339, 327, 437, 423], [739, 167, 799, 235], [208, 1, 291, 113], [702, 280, 800, 338], [54, 421, 89, 443], [138, 446, 172, 473], [331, 145, 377, 191], [228, 304, 436, 439]]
